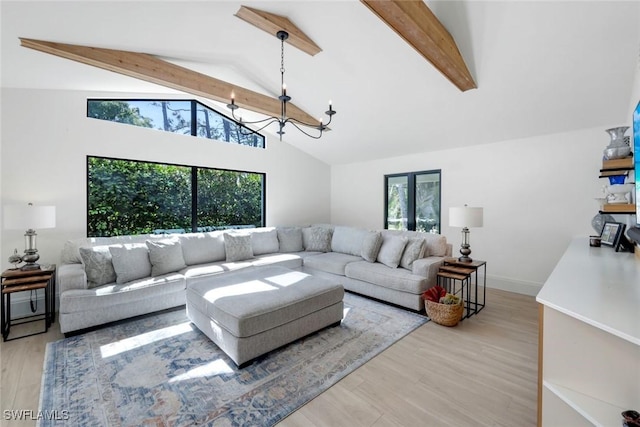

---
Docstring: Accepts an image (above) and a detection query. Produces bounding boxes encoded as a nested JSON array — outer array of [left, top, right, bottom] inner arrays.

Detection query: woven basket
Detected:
[[425, 300, 463, 327]]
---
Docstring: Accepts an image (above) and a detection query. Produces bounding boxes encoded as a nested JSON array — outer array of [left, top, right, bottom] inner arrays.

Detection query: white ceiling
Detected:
[[2, 1, 639, 165]]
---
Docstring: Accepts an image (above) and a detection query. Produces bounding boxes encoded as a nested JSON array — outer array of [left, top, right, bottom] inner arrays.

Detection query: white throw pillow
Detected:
[[224, 233, 254, 262], [146, 238, 187, 276], [361, 231, 383, 263], [277, 227, 304, 252], [302, 227, 332, 252], [109, 243, 152, 284], [400, 238, 426, 270], [251, 228, 279, 255], [376, 235, 409, 268], [79, 245, 116, 288]]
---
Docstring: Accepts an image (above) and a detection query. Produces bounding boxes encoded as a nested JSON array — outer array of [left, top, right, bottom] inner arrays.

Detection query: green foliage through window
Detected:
[[87, 156, 265, 237], [87, 99, 265, 148]]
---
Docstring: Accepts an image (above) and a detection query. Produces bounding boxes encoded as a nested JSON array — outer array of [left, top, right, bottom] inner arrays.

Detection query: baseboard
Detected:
[[483, 274, 543, 297], [8, 292, 48, 319]]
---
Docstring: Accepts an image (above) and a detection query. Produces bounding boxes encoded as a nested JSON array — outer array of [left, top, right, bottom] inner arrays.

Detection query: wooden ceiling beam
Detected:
[[19, 37, 320, 125], [235, 6, 322, 56], [361, 0, 476, 92]]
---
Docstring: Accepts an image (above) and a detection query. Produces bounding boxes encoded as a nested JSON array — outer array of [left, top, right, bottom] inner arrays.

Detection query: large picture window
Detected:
[[87, 156, 265, 237], [385, 170, 441, 233], [87, 99, 265, 148]]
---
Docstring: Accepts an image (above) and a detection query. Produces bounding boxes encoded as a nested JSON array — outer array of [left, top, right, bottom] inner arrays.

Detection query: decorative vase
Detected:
[[603, 126, 631, 159], [603, 183, 635, 203]]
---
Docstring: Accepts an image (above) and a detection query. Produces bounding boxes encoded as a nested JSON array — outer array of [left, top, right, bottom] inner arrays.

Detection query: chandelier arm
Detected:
[[230, 109, 280, 126], [250, 118, 282, 134], [287, 114, 332, 129], [286, 120, 324, 139]]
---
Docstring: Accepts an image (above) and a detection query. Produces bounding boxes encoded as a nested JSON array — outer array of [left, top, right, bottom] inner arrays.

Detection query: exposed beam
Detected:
[[235, 6, 322, 56], [361, 0, 476, 92], [19, 38, 320, 125]]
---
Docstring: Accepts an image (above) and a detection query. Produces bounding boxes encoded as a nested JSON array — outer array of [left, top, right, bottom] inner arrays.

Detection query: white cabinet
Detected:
[[536, 238, 640, 426]]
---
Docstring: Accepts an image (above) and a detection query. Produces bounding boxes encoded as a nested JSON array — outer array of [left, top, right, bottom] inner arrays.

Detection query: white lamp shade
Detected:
[[449, 206, 483, 228], [4, 204, 56, 230]]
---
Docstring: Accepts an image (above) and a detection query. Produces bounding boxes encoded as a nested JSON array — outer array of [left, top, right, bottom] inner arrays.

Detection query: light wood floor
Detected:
[[0, 288, 538, 427]]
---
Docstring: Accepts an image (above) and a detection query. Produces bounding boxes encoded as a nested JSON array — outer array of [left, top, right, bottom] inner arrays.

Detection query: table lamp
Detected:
[[449, 205, 483, 263], [4, 203, 56, 270]]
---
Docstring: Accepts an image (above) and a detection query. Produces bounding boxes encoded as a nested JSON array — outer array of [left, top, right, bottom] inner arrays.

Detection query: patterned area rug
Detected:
[[39, 293, 427, 427]]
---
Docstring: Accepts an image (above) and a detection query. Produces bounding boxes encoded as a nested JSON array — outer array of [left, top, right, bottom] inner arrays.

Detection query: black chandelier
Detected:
[[226, 30, 336, 140]]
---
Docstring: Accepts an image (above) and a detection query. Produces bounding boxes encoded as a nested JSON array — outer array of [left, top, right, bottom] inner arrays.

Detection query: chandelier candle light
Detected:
[[3, 203, 56, 270], [227, 30, 335, 140], [449, 205, 484, 263]]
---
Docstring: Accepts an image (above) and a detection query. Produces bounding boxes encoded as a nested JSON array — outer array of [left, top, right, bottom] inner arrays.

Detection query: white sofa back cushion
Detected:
[[331, 226, 369, 257], [178, 232, 226, 265]]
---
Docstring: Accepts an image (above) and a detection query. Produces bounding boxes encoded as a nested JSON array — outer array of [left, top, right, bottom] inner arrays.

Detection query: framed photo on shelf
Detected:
[[600, 221, 625, 248]]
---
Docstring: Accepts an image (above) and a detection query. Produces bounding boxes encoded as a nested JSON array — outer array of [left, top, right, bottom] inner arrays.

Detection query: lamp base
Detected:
[[458, 242, 473, 263], [20, 262, 41, 271], [21, 250, 40, 271]]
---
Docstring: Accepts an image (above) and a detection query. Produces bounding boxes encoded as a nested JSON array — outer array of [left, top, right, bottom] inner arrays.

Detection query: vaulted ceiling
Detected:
[[2, 1, 639, 165]]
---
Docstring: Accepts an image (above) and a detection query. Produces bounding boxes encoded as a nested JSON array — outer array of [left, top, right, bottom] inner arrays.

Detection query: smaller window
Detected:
[[385, 170, 441, 233]]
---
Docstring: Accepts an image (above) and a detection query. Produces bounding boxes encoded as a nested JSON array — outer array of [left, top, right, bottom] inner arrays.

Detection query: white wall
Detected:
[[0, 88, 331, 269], [331, 127, 613, 295]]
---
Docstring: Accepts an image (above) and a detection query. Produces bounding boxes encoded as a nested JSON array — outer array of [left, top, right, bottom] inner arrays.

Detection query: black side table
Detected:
[[1, 264, 56, 341], [440, 258, 486, 319]]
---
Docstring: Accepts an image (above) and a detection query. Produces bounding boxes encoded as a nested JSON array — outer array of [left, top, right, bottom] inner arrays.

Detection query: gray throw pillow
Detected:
[[361, 231, 383, 263], [277, 227, 304, 252], [251, 229, 279, 255], [224, 233, 254, 262], [400, 238, 426, 270], [109, 243, 152, 284], [146, 238, 187, 276], [376, 235, 409, 268], [302, 227, 332, 252], [79, 245, 116, 288]]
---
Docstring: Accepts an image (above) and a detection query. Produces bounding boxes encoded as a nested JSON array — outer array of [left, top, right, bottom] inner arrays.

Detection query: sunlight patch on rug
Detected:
[[38, 293, 427, 427]]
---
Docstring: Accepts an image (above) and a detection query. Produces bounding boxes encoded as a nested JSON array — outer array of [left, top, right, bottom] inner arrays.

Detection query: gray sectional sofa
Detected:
[[57, 224, 452, 334]]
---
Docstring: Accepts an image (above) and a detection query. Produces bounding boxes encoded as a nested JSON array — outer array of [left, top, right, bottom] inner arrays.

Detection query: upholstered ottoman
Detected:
[[186, 266, 344, 367]]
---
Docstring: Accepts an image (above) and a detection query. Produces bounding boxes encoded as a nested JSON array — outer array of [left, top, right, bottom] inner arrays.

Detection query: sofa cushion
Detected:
[[302, 227, 332, 252], [345, 261, 429, 294], [60, 273, 185, 313], [303, 252, 362, 276], [331, 226, 368, 256], [109, 244, 152, 284], [376, 235, 408, 268], [400, 238, 426, 270], [146, 238, 187, 276], [361, 231, 383, 263], [178, 232, 226, 265], [224, 233, 254, 262], [250, 228, 279, 255], [79, 245, 116, 288], [62, 234, 163, 264], [277, 227, 304, 252], [380, 230, 447, 257]]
